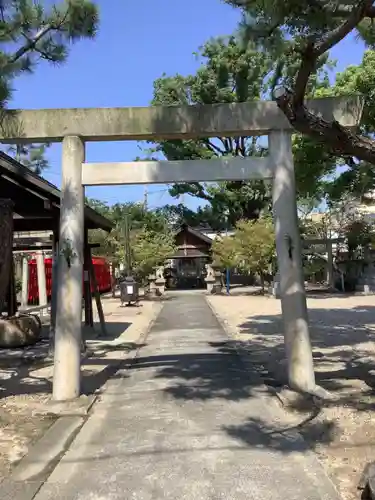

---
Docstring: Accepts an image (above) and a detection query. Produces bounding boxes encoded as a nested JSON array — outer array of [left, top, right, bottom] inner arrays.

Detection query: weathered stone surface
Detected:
[[0, 96, 363, 143], [32, 395, 96, 417], [82, 157, 275, 186], [358, 462, 375, 499], [205, 263, 223, 294], [0, 316, 41, 348]]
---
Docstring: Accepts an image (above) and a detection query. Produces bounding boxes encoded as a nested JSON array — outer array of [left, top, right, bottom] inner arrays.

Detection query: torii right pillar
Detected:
[[270, 131, 316, 394]]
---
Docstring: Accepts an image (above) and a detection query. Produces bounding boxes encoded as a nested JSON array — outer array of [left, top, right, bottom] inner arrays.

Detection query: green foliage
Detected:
[[225, 0, 338, 93], [344, 219, 374, 258], [212, 234, 239, 269], [292, 135, 339, 203], [226, 0, 375, 194], [146, 34, 346, 217], [212, 216, 275, 287], [15, 277, 22, 295], [0, 0, 98, 108], [85, 198, 109, 217], [304, 257, 327, 280], [155, 203, 227, 231], [85, 199, 174, 270], [299, 194, 375, 263], [299, 213, 330, 241], [318, 50, 375, 200], [0, 0, 98, 173], [146, 36, 274, 226], [7, 143, 50, 174], [235, 217, 276, 282], [226, 0, 370, 58], [131, 228, 177, 280]]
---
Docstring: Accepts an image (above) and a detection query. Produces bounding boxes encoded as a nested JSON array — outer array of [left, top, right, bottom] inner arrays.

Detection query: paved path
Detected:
[[34, 294, 340, 500]]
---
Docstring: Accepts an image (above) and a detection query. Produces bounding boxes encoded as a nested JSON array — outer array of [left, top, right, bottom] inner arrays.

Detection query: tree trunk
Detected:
[[276, 90, 375, 164], [0, 200, 14, 315], [259, 273, 265, 293]]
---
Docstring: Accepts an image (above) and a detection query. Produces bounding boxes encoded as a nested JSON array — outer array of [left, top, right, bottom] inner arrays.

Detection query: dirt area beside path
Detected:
[[0, 295, 161, 481], [208, 289, 375, 500]]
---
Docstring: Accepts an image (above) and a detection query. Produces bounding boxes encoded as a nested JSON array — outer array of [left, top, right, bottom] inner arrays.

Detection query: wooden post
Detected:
[[21, 255, 29, 308], [83, 229, 94, 327], [49, 231, 59, 352], [36, 248, 47, 316], [110, 262, 116, 298], [88, 246, 107, 337], [0, 200, 14, 315], [6, 258, 17, 316]]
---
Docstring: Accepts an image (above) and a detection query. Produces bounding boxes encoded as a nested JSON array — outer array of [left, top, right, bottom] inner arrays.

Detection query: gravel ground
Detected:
[[207, 289, 375, 500], [0, 393, 55, 477]]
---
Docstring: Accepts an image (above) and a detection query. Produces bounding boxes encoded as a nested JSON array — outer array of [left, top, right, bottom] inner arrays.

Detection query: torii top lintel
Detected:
[[0, 95, 363, 144]]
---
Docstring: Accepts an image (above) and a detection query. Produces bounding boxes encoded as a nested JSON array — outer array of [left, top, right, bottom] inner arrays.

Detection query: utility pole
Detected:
[[143, 186, 148, 211], [224, 209, 230, 295], [123, 213, 132, 276]]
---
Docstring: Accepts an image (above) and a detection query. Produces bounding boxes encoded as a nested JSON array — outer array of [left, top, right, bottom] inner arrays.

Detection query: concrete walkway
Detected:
[[34, 294, 340, 500]]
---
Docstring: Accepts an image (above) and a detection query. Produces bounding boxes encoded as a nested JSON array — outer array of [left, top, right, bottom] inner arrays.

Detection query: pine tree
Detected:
[[226, 0, 375, 165], [0, 1, 98, 314], [7, 142, 50, 174], [145, 36, 335, 225], [0, 0, 98, 174], [0, 0, 98, 107]]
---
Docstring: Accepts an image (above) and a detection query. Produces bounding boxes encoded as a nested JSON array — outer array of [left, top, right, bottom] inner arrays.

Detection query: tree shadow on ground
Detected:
[[236, 304, 375, 412], [0, 321, 145, 399], [129, 340, 339, 453], [222, 415, 337, 454], [132, 349, 261, 401], [305, 290, 364, 300], [83, 320, 132, 341]]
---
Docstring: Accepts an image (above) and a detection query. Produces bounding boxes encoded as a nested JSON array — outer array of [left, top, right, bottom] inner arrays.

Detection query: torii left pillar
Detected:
[[53, 136, 85, 401]]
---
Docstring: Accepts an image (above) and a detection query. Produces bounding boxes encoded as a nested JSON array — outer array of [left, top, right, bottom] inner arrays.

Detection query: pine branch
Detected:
[[204, 139, 226, 156], [6, 3, 71, 67], [8, 24, 53, 64], [293, 0, 370, 106], [234, 137, 241, 155], [273, 1, 375, 165], [218, 137, 232, 153], [231, 0, 360, 18], [190, 182, 213, 201], [240, 136, 247, 155]]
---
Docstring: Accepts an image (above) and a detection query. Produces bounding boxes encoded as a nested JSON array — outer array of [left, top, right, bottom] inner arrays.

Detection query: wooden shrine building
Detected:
[[167, 224, 213, 289]]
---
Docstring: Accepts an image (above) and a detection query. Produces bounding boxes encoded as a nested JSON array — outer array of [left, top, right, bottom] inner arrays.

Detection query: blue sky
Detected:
[[8, 0, 365, 210]]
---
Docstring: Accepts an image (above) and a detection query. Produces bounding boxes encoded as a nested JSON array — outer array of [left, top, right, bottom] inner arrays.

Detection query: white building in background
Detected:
[[201, 229, 235, 241]]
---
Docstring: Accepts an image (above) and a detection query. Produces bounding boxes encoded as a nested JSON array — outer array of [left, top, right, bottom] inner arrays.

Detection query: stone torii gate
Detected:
[[0, 96, 363, 401]]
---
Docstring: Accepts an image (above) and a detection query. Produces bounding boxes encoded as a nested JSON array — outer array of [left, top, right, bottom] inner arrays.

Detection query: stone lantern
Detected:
[[205, 263, 223, 294], [155, 266, 166, 295], [269, 270, 281, 298], [147, 265, 166, 298]]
